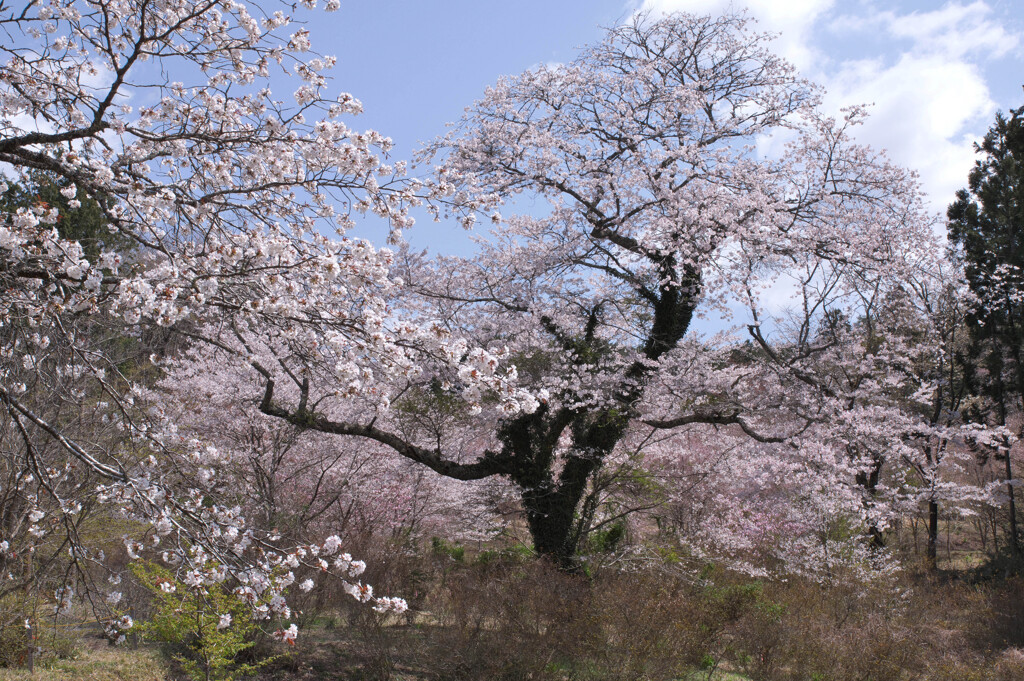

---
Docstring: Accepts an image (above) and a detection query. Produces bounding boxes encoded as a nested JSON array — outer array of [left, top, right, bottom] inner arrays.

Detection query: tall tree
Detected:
[[256, 12, 938, 567], [1, 0, 423, 633], [948, 102, 1024, 557]]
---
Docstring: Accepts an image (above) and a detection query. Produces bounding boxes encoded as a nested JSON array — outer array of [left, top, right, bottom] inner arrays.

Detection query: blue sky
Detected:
[[305, 1, 1023, 251]]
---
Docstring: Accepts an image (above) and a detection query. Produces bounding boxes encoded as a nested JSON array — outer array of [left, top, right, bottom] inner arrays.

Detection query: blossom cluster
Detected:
[[0, 0, 433, 641]]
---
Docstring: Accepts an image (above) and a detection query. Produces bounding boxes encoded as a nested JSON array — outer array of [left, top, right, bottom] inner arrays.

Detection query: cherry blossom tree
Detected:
[[254, 11, 942, 567], [749, 266, 1009, 571], [883, 270, 1008, 568], [150, 345, 512, 549], [614, 257, 1011, 578], [0, 0, 442, 639]]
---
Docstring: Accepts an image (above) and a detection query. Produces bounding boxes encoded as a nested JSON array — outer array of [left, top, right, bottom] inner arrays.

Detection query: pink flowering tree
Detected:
[[571, 255, 1005, 581], [745, 256, 1019, 568], [0, 0, 439, 638], [149, 344, 511, 549], [253, 12, 942, 568], [868, 269, 1014, 568]]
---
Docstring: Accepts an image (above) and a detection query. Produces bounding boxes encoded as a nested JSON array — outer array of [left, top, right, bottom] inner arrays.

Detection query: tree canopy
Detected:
[[249, 12, 954, 567], [0, 0, 1017, 649]]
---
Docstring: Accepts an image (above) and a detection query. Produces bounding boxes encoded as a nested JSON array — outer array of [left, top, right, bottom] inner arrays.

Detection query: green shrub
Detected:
[[431, 537, 465, 562], [586, 521, 626, 554], [129, 562, 273, 681], [0, 618, 27, 669], [0, 594, 78, 669], [474, 544, 533, 566]]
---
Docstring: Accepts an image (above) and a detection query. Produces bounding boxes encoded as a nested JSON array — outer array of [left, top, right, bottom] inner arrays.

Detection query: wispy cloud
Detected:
[[635, 0, 1022, 213], [637, 0, 836, 69], [831, 1, 1018, 60]]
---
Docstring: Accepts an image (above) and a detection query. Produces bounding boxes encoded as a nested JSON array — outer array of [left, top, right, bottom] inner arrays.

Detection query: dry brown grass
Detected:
[[0, 645, 169, 681], [312, 551, 1024, 681], [3, 549, 1022, 681]]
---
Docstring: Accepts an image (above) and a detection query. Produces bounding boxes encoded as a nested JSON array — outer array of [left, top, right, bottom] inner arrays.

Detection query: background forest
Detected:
[[0, 1, 1023, 680]]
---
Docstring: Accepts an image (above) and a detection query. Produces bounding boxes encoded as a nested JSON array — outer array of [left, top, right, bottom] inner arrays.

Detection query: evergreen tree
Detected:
[[948, 102, 1024, 557]]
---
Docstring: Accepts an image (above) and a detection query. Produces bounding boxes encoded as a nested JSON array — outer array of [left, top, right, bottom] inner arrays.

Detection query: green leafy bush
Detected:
[[130, 562, 273, 681], [431, 537, 465, 562]]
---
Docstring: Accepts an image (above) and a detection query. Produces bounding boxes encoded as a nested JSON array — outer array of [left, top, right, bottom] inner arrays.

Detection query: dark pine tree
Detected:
[[948, 101, 1024, 558]]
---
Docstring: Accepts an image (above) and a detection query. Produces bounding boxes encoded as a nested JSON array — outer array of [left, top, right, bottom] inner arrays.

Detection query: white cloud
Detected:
[[824, 52, 995, 212], [818, 2, 1017, 212], [636, 0, 1019, 214], [638, 0, 836, 69], [882, 1, 1017, 59], [827, 2, 1018, 60]]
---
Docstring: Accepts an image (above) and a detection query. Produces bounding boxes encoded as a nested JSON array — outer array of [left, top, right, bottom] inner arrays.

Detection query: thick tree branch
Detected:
[[258, 381, 508, 481], [643, 408, 787, 444]]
